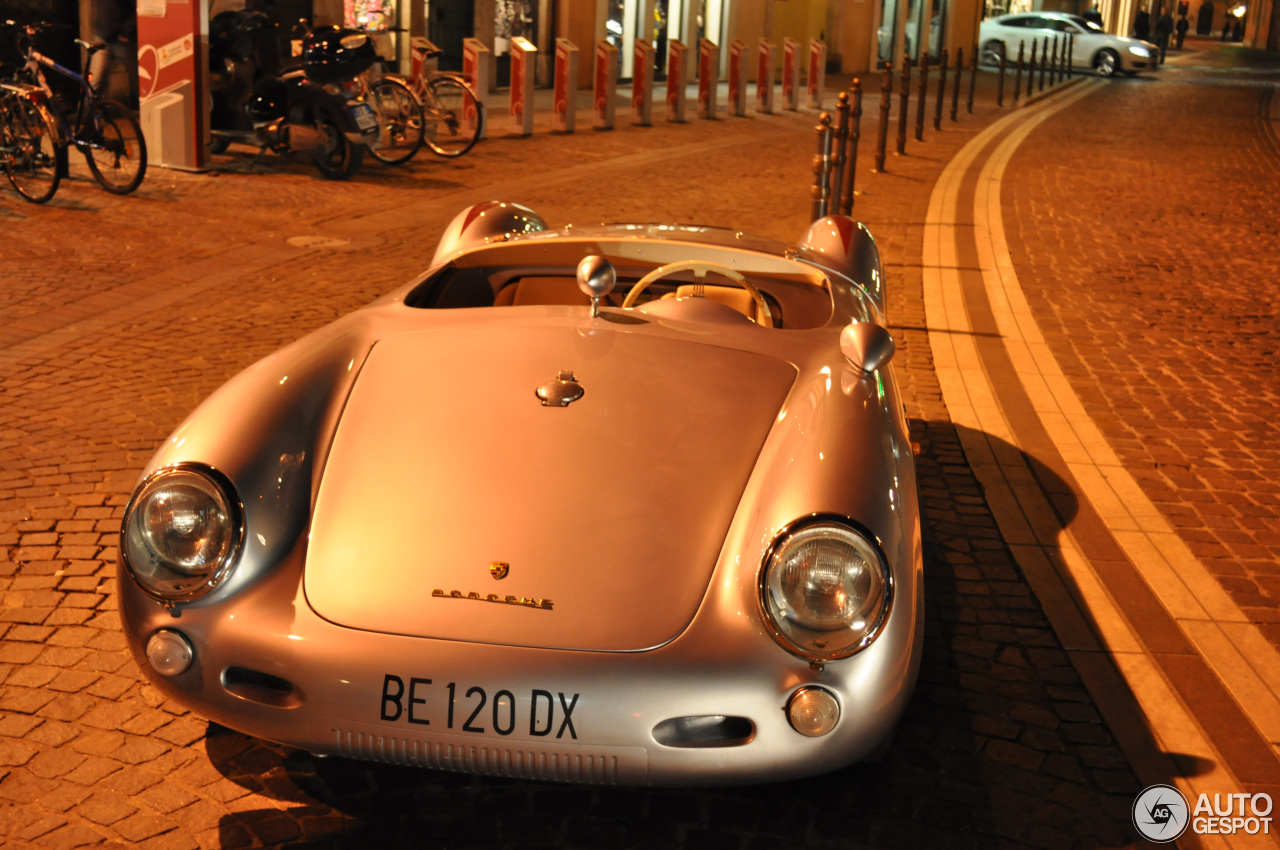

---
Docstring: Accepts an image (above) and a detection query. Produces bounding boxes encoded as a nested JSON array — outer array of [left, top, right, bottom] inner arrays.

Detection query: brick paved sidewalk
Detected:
[[0, 69, 1156, 848]]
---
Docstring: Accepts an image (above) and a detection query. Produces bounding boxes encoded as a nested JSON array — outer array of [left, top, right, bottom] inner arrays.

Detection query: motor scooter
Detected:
[[208, 11, 380, 180]]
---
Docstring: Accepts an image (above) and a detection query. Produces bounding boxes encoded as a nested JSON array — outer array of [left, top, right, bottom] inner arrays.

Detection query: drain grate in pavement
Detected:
[[287, 236, 352, 249]]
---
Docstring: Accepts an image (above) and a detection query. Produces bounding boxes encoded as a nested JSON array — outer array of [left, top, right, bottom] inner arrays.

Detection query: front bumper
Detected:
[[119, 535, 923, 787]]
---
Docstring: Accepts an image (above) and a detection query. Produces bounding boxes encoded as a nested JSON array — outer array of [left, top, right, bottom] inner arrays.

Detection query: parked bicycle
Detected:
[[399, 41, 484, 158], [2, 20, 147, 195], [351, 35, 483, 165], [0, 73, 61, 203]]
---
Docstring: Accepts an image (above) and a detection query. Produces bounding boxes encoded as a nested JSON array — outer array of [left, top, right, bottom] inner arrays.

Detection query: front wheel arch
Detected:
[[1092, 48, 1120, 77]]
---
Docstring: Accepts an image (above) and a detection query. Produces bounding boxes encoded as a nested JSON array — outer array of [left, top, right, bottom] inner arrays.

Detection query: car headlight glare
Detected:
[[1130, 45, 1151, 57], [122, 466, 242, 602], [761, 520, 891, 660]]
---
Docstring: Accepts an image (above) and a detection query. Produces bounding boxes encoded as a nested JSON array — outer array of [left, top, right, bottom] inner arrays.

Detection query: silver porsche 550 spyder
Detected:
[[118, 202, 924, 787]]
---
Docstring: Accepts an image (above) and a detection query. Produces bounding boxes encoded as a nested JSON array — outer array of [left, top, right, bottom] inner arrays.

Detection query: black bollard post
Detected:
[[934, 47, 948, 129], [1067, 33, 1074, 78], [1055, 36, 1063, 85], [897, 55, 911, 154], [811, 113, 834, 221], [1027, 40, 1038, 98], [841, 78, 863, 214], [951, 47, 963, 121], [997, 46, 1006, 106], [1013, 42, 1024, 107], [874, 62, 892, 172], [967, 43, 977, 114], [1039, 37, 1048, 91], [915, 52, 929, 141], [831, 92, 850, 213]]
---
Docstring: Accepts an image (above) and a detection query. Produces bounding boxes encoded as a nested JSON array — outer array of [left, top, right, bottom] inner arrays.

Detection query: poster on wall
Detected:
[[345, 0, 393, 30], [494, 0, 535, 56]]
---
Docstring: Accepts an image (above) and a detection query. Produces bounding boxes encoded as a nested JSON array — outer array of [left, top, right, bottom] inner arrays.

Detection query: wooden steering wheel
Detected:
[[621, 261, 773, 328]]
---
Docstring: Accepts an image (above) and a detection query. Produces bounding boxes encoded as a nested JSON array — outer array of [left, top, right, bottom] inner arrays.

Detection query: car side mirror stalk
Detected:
[[577, 255, 617, 318], [840, 322, 895, 374]]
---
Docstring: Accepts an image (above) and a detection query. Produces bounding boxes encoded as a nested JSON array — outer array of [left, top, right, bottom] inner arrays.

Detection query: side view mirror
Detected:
[[840, 321, 895, 374]]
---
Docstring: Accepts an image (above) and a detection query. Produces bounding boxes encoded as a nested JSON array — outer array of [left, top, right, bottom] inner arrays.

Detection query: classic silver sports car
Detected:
[[118, 202, 924, 786]]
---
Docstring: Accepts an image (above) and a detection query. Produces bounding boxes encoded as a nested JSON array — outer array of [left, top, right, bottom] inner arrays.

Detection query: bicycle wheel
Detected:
[[367, 77, 424, 165], [422, 76, 482, 158], [2, 95, 61, 204], [84, 99, 147, 194]]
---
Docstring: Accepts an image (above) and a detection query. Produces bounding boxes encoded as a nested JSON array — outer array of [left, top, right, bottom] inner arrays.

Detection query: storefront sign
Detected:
[[463, 38, 490, 140], [756, 39, 776, 114], [593, 41, 618, 130], [509, 36, 535, 136], [783, 37, 800, 111], [807, 39, 828, 109], [697, 39, 718, 119], [632, 39, 654, 125], [666, 40, 687, 123], [553, 39, 578, 133]]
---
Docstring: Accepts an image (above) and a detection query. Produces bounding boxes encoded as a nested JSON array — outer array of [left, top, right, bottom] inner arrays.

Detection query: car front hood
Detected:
[[303, 323, 796, 651]]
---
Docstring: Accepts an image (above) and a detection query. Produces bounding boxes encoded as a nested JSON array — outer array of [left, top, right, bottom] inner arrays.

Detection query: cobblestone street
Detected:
[[0, 41, 1277, 848]]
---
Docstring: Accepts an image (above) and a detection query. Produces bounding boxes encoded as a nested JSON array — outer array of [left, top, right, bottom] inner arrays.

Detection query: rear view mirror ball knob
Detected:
[[787, 686, 840, 737], [146, 628, 194, 677]]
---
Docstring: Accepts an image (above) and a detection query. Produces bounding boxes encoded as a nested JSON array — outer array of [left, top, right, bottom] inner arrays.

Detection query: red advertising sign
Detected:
[[697, 39, 717, 119], [594, 41, 617, 129], [757, 39, 775, 114], [554, 39, 576, 132], [807, 39, 826, 108], [136, 0, 205, 169], [462, 39, 489, 137], [666, 40, 686, 122], [728, 39, 745, 116], [632, 39, 654, 125], [782, 37, 800, 110]]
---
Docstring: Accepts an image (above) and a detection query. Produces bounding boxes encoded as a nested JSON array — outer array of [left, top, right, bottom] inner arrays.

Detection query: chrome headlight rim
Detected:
[[120, 463, 245, 604], [758, 514, 895, 662]]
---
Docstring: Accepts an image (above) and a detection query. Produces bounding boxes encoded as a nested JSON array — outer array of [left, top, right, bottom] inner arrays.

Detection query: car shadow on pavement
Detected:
[[200, 421, 1201, 849]]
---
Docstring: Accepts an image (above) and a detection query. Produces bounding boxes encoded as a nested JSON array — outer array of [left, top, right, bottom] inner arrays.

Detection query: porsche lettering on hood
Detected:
[[304, 324, 796, 652]]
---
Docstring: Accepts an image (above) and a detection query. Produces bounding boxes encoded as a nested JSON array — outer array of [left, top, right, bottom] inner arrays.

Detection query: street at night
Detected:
[[2, 36, 1279, 849]]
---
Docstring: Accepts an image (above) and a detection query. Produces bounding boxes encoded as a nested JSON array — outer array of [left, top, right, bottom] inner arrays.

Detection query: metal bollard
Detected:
[[967, 44, 977, 114], [831, 92, 850, 214], [1027, 40, 1037, 98], [874, 62, 892, 172], [997, 47, 1006, 106], [897, 55, 911, 154], [811, 113, 834, 221], [915, 53, 929, 142], [1067, 34, 1074, 78], [841, 78, 862, 214], [951, 47, 963, 121], [1039, 37, 1047, 91], [1050, 36, 1058, 86], [934, 48, 948, 130], [1013, 42, 1024, 107]]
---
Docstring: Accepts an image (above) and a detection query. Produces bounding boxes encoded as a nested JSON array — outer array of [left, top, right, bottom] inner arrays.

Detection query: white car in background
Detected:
[[979, 12, 1159, 77]]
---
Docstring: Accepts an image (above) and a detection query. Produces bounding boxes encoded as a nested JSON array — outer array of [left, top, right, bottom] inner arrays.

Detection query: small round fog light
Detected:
[[146, 629, 193, 677], [787, 687, 840, 737]]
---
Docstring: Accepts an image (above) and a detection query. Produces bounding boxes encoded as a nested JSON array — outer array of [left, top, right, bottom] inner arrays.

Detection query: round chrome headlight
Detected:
[[121, 465, 243, 602], [760, 520, 891, 660]]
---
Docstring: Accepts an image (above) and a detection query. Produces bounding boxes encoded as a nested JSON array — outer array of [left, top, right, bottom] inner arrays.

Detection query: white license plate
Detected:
[[351, 104, 378, 131]]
